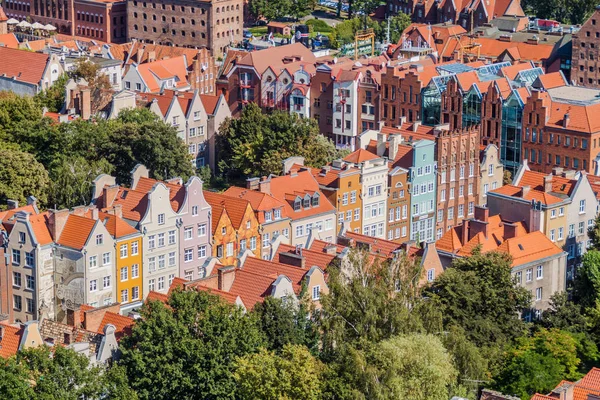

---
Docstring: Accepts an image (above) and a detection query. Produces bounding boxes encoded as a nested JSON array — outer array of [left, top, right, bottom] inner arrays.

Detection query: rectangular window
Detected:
[[168, 252, 176, 266], [158, 277, 165, 290], [427, 269, 435, 282], [579, 221, 585, 235], [121, 267, 128, 281], [250, 236, 257, 250], [158, 233, 165, 247], [536, 265, 543, 279], [25, 252, 34, 267], [132, 264, 139, 278], [550, 229, 556, 241], [131, 241, 139, 255], [158, 255, 166, 269], [132, 286, 139, 300], [515, 271, 522, 284], [184, 227, 193, 240], [148, 235, 155, 249], [103, 276, 111, 289], [149, 257, 156, 272], [120, 244, 128, 258], [536, 287, 542, 301], [184, 248, 193, 262], [558, 227, 564, 240], [13, 295, 21, 311], [262, 233, 270, 248], [89, 255, 98, 268], [580, 199, 586, 213], [226, 242, 234, 257], [96, 234, 103, 245], [264, 211, 272, 222], [90, 279, 98, 292], [198, 224, 207, 237], [121, 289, 129, 303], [102, 252, 111, 266], [158, 213, 165, 225], [26, 275, 34, 290], [198, 245, 207, 258], [526, 268, 532, 282], [354, 208, 360, 221], [13, 272, 21, 287], [168, 230, 176, 245], [26, 298, 34, 314], [312, 285, 321, 300]]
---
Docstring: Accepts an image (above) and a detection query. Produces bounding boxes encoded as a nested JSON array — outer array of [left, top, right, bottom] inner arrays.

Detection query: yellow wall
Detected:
[[116, 235, 144, 304], [543, 204, 568, 248], [336, 174, 362, 234]]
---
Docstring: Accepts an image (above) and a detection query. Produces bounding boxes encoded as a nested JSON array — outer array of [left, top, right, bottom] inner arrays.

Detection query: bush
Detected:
[[305, 18, 332, 32]]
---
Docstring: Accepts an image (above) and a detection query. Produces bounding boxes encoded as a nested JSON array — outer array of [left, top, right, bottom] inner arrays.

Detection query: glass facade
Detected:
[[500, 93, 524, 175], [462, 88, 481, 128]]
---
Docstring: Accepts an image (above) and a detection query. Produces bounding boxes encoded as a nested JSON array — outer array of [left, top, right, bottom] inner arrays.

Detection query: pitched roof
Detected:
[[0, 47, 51, 85], [56, 214, 97, 250], [343, 148, 380, 164], [235, 43, 316, 75], [228, 269, 276, 309], [571, 367, 600, 400], [136, 55, 189, 93], [0, 7, 8, 22], [490, 184, 565, 205], [104, 187, 148, 222], [0, 322, 23, 358], [476, 37, 554, 63], [98, 212, 138, 239], [134, 176, 185, 213], [146, 291, 169, 303], [518, 170, 575, 196], [267, 171, 336, 221], [342, 231, 403, 257], [203, 191, 251, 230], [544, 100, 600, 133], [0, 33, 19, 49], [536, 71, 567, 89], [199, 94, 220, 115], [222, 187, 287, 223], [276, 243, 336, 270], [0, 204, 37, 222], [587, 174, 600, 201], [96, 312, 135, 340], [530, 394, 555, 400], [497, 231, 564, 267]]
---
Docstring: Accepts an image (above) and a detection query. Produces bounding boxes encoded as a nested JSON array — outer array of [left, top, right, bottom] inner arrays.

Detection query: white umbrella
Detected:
[[44, 24, 56, 31], [17, 20, 31, 28], [31, 22, 45, 30], [6, 18, 18, 25]]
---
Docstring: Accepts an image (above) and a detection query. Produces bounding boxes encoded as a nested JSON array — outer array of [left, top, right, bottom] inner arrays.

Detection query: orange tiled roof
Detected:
[[146, 291, 169, 303], [276, 243, 336, 270], [343, 231, 402, 257], [223, 186, 286, 213], [236, 43, 316, 76], [134, 176, 185, 213], [137, 56, 189, 93], [518, 170, 575, 196], [490, 184, 565, 205], [476, 37, 554, 63], [98, 212, 139, 239], [545, 100, 600, 133], [229, 269, 276, 309], [0, 47, 51, 85], [343, 148, 380, 164], [56, 214, 97, 250], [105, 187, 149, 222], [500, 61, 533, 80], [0, 204, 37, 222], [200, 94, 220, 115], [498, 231, 564, 267], [572, 367, 600, 400], [0, 7, 7, 21], [203, 191, 251, 231], [0, 33, 19, 49], [267, 171, 336, 222], [536, 71, 567, 89], [531, 394, 555, 400], [0, 322, 23, 358], [97, 312, 135, 340]]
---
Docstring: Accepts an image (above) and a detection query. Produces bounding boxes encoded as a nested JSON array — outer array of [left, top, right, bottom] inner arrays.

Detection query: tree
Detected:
[[252, 296, 319, 354], [356, 334, 458, 400], [522, 0, 596, 24], [0, 357, 35, 399], [494, 328, 584, 398], [442, 325, 489, 393], [48, 155, 113, 209], [385, 13, 412, 44], [0, 143, 49, 208], [234, 345, 324, 400], [424, 251, 531, 371], [217, 103, 343, 181], [72, 58, 111, 90], [35, 73, 69, 113], [541, 292, 589, 334], [574, 250, 600, 309], [118, 289, 264, 399]]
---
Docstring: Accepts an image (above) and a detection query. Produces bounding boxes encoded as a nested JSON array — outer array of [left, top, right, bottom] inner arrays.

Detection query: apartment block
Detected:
[[571, 7, 600, 88]]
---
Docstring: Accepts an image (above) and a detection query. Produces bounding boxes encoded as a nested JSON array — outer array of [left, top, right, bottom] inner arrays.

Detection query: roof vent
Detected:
[[518, 243, 524, 250]]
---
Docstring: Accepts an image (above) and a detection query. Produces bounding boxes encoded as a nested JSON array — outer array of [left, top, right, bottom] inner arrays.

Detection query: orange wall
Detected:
[[116, 235, 143, 305], [212, 205, 261, 265]]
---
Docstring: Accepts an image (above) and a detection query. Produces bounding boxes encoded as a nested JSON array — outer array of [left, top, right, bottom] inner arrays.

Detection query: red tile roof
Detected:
[[343, 231, 403, 257], [189, 284, 242, 305], [134, 177, 185, 213], [0, 204, 37, 222], [229, 269, 276, 309], [56, 214, 97, 250], [0, 47, 51, 85], [343, 148, 380, 164], [146, 291, 169, 303], [203, 191, 252, 231], [97, 312, 135, 340], [530, 395, 555, 400], [518, 170, 575, 196], [572, 367, 600, 400], [490, 184, 565, 206], [0, 322, 22, 358], [236, 43, 316, 76], [200, 94, 220, 115], [0, 33, 19, 49], [223, 187, 286, 216], [476, 37, 554, 63], [276, 243, 336, 271], [104, 187, 149, 222], [536, 71, 567, 89], [136, 56, 189, 92], [98, 212, 139, 239]]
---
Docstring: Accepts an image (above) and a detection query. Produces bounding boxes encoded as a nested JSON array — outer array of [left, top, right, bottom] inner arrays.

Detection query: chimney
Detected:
[[388, 135, 402, 160], [112, 204, 123, 219], [504, 222, 518, 239], [563, 113, 570, 128], [278, 251, 306, 269], [376, 133, 387, 156], [246, 177, 259, 191], [474, 206, 489, 223], [26, 196, 37, 210], [66, 305, 82, 328], [148, 50, 156, 63], [72, 205, 86, 216], [521, 185, 530, 197], [552, 167, 564, 176], [102, 185, 119, 208], [544, 175, 553, 193], [217, 266, 235, 291], [80, 88, 91, 120], [461, 219, 469, 244], [562, 170, 576, 179], [259, 176, 270, 194], [91, 208, 99, 220], [289, 168, 298, 177], [6, 199, 18, 210], [412, 121, 421, 132], [323, 243, 337, 255], [469, 206, 490, 239], [136, 47, 144, 63], [48, 209, 70, 241]]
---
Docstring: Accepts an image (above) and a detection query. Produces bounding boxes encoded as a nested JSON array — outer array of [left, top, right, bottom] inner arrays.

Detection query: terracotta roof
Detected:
[[530, 395, 555, 400], [229, 269, 276, 309], [544, 100, 600, 133], [192, 285, 241, 305], [235, 43, 316, 76], [222, 186, 287, 223], [146, 291, 169, 303], [518, 170, 575, 196], [0, 322, 23, 358], [0, 33, 19, 49], [572, 367, 600, 400], [23, 38, 50, 52], [276, 243, 336, 270], [136, 56, 189, 93], [134, 176, 185, 213], [103, 187, 149, 222], [0, 204, 37, 222], [476, 37, 554, 63], [587, 174, 600, 201], [536, 71, 567, 89], [343, 148, 380, 164], [30, 212, 53, 245], [343, 231, 403, 257], [500, 61, 533, 80], [199, 94, 220, 115], [98, 212, 138, 239], [490, 184, 565, 205], [0, 47, 51, 85], [108, 42, 208, 67], [203, 191, 251, 232], [267, 171, 336, 222], [56, 214, 97, 250], [97, 312, 135, 340]]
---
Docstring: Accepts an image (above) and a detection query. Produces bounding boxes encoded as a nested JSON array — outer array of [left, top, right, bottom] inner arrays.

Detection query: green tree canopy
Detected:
[[118, 289, 265, 399], [574, 250, 600, 309], [234, 344, 324, 400], [0, 143, 49, 208]]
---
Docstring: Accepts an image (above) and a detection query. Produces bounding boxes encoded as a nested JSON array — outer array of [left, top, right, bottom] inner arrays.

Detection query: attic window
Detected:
[[121, 191, 128, 199], [312, 194, 320, 207], [303, 197, 310, 208], [294, 199, 301, 211]]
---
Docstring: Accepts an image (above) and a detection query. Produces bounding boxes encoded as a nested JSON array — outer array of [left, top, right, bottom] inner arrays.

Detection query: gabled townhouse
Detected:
[[266, 161, 338, 246], [436, 207, 567, 316], [203, 191, 260, 265], [122, 55, 190, 93], [435, 0, 524, 30], [0, 200, 54, 323], [489, 164, 598, 277], [92, 166, 181, 297], [387, 165, 411, 243], [138, 90, 209, 168], [293, 157, 363, 235], [0, 319, 44, 358], [341, 149, 390, 239], [97, 210, 143, 313], [223, 183, 292, 256], [0, 47, 64, 96], [53, 207, 116, 318], [479, 144, 504, 206]]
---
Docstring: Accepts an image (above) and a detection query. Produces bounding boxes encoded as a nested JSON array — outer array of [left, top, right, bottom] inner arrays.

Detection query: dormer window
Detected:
[[294, 199, 301, 211], [312, 194, 320, 207], [303, 196, 310, 208], [274, 209, 281, 219]]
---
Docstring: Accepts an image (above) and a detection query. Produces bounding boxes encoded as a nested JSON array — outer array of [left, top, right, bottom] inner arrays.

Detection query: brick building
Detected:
[[571, 6, 600, 88], [3, 0, 127, 43], [126, 0, 244, 57]]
